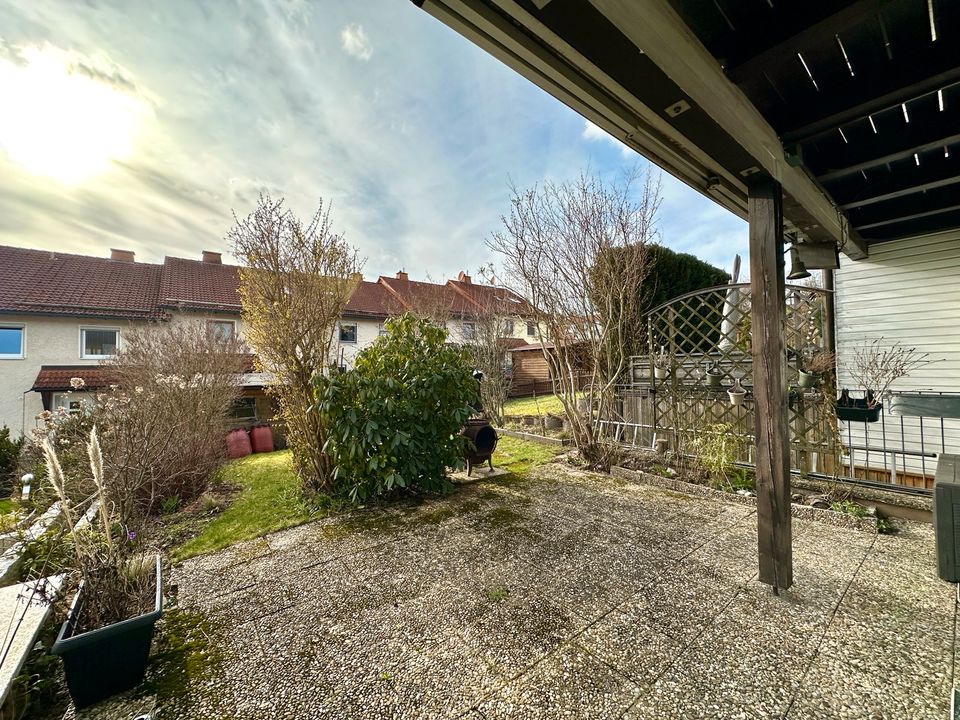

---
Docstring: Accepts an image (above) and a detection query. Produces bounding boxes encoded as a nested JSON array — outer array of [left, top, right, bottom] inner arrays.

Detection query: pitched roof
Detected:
[[32, 366, 114, 391], [447, 279, 531, 315], [342, 281, 395, 318], [378, 276, 476, 317], [0, 246, 164, 319], [159, 256, 242, 313]]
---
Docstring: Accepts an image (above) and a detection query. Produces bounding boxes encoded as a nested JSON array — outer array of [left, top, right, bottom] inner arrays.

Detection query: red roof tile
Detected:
[[342, 281, 395, 318], [447, 279, 531, 315], [159, 257, 242, 313], [378, 276, 477, 317], [0, 246, 164, 319], [32, 366, 114, 391]]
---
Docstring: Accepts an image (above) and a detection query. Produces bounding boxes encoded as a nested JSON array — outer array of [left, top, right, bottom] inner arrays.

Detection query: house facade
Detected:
[[0, 244, 534, 437]]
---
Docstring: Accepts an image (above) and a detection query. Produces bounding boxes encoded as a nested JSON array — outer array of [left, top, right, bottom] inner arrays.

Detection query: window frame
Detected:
[[208, 319, 236, 342], [230, 397, 258, 422], [526, 321, 536, 337], [79, 326, 121, 360], [339, 322, 358, 344], [378, 323, 389, 337], [503, 319, 514, 335], [462, 322, 476, 341], [52, 392, 92, 415], [0, 323, 24, 360]]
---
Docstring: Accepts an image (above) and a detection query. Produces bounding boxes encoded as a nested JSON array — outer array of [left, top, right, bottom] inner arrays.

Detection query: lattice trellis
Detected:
[[617, 283, 839, 473]]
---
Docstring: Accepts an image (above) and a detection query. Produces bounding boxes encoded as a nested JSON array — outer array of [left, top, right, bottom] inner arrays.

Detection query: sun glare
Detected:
[[0, 45, 148, 183]]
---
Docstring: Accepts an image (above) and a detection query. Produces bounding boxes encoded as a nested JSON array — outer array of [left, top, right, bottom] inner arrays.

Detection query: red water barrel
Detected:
[[226, 428, 252, 459], [250, 425, 274, 454]]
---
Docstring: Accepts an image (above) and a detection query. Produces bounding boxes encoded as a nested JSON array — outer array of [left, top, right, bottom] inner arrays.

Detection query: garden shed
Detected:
[[416, 0, 960, 589]]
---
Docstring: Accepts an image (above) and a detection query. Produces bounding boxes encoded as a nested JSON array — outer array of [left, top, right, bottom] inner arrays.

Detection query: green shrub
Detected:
[[316, 314, 478, 502], [0, 425, 24, 494]]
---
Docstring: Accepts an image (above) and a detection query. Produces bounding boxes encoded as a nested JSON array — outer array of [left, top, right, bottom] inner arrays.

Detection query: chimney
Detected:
[[396, 270, 409, 281], [457, 271, 471, 284], [202, 251, 222, 264], [110, 248, 135, 262]]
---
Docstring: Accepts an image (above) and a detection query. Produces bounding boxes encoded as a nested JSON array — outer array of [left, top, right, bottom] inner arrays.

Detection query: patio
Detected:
[[85, 459, 954, 719]]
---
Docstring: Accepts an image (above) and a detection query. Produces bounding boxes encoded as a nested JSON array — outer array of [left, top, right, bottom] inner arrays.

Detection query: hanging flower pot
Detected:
[[798, 370, 817, 388], [705, 364, 723, 387], [835, 398, 882, 423], [728, 378, 746, 406], [654, 365, 669, 380]]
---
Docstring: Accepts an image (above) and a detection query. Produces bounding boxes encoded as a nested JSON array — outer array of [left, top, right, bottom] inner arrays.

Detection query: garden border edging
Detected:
[[610, 465, 878, 533]]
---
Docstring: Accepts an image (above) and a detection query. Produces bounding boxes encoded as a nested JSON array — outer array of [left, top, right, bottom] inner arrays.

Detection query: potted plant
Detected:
[[836, 339, 931, 423], [704, 361, 723, 387], [728, 377, 746, 406], [798, 350, 834, 389], [652, 346, 670, 380], [42, 428, 163, 709]]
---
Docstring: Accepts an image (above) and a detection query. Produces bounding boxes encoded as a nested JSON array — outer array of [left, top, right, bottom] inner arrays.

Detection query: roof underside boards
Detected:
[[417, 0, 960, 255], [667, 0, 960, 245]]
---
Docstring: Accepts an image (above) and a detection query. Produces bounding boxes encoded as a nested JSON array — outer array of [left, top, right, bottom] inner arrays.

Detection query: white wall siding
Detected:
[[835, 230, 960, 479]]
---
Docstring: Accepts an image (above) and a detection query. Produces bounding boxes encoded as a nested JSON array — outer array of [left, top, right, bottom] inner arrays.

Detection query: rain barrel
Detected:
[[250, 425, 274, 454], [226, 429, 252, 459]]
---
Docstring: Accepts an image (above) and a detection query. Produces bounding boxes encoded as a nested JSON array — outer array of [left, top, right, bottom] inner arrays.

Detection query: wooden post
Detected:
[[748, 177, 793, 590]]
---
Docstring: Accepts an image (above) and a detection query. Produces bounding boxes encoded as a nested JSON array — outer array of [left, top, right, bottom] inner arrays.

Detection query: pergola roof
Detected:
[[416, 0, 960, 257]]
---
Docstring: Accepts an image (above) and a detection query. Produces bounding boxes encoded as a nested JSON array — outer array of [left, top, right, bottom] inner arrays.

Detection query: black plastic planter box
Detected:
[[835, 400, 882, 423], [52, 555, 162, 709]]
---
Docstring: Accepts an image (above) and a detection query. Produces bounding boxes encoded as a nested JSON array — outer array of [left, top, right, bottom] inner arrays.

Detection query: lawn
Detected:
[[174, 450, 314, 561], [173, 436, 562, 560], [493, 435, 565, 477], [503, 393, 566, 416]]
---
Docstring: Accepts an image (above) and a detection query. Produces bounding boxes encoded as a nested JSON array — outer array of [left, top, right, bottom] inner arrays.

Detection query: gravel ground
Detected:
[[76, 462, 957, 719]]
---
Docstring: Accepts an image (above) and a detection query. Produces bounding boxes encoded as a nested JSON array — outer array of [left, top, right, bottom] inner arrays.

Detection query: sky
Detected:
[[0, 0, 748, 281]]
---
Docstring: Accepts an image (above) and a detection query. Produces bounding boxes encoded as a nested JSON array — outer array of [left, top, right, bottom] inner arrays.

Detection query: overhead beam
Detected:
[[834, 170, 960, 210], [724, 0, 894, 85], [781, 67, 960, 144], [748, 177, 793, 591], [861, 208, 960, 242], [816, 132, 960, 183], [849, 185, 960, 229], [588, 0, 866, 259]]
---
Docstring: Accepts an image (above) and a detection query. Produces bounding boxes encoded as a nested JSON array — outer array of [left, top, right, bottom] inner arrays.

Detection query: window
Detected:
[[526, 322, 536, 337], [53, 393, 92, 415], [0, 325, 24, 359], [80, 327, 120, 359], [503, 319, 514, 335], [378, 324, 389, 336], [209, 320, 235, 342], [462, 322, 476, 341], [339, 323, 357, 343], [230, 397, 257, 421]]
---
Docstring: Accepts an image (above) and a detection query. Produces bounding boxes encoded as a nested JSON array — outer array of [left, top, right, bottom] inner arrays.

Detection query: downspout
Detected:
[[822, 268, 836, 355]]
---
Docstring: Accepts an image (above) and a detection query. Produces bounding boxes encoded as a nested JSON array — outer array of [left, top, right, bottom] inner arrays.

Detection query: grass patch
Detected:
[[494, 435, 564, 478], [503, 394, 566, 417], [173, 450, 318, 561]]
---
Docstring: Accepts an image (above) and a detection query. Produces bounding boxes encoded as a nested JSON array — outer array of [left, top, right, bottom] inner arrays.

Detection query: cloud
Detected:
[[0, 0, 748, 283], [340, 23, 372, 60], [581, 120, 632, 157]]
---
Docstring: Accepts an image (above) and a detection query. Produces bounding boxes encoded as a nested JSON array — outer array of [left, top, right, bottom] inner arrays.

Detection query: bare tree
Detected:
[[489, 169, 660, 465], [103, 320, 247, 518], [230, 195, 362, 495], [466, 267, 515, 424]]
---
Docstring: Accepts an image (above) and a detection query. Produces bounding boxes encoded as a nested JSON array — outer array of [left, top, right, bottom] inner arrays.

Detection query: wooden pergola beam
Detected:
[[816, 131, 960, 183], [781, 67, 960, 145], [724, 0, 894, 86], [588, 0, 867, 259], [748, 177, 793, 591]]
